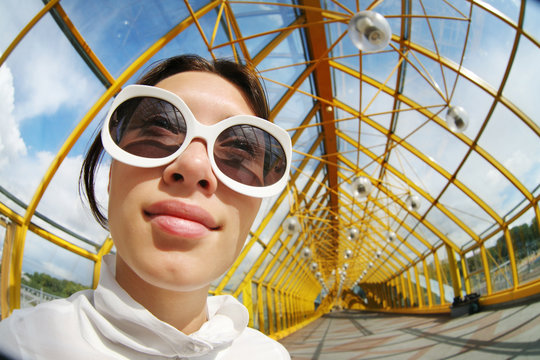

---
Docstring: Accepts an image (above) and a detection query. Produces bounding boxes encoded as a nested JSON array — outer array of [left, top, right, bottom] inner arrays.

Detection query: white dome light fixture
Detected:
[[344, 249, 353, 259], [282, 216, 301, 235], [406, 194, 421, 212], [310, 262, 318, 271], [387, 231, 397, 242], [301, 247, 312, 259], [348, 11, 392, 52], [351, 176, 372, 200], [347, 227, 360, 241], [446, 105, 469, 133]]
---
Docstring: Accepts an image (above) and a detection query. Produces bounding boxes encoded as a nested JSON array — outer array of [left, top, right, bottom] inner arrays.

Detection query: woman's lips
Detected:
[[144, 200, 219, 238]]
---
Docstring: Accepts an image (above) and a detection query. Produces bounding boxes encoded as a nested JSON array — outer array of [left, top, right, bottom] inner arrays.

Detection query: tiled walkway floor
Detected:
[[279, 301, 540, 359]]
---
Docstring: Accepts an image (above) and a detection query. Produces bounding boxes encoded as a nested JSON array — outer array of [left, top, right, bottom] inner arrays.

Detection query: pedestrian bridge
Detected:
[[1, 1, 540, 358]]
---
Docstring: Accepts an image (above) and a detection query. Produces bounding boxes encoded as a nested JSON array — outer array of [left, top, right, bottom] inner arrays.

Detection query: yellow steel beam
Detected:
[[414, 264, 424, 308], [503, 226, 519, 290], [422, 259, 433, 307], [256, 283, 265, 331], [403, 28, 539, 138], [406, 269, 415, 306], [216, 106, 323, 293], [480, 244, 493, 295], [92, 236, 114, 289], [222, 1, 253, 62], [479, 278, 540, 307], [346, 199, 434, 270], [28, 224, 99, 262], [0, 0, 61, 67], [252, 15, 306, 66], [400, 274, 408, 307], [433, 251, 445, 304], [0, 202, 23, 226], [228, 138, 325, 296], [273, 250, 308, 295], [331, 59, 532, 207], [338, 183, 427, 258], [1, 220, 16, 319], [231, 227, 285, 298], [300, 0, 340, 247], [266, 286, 276, 334], [50, 3, 115, 86], [337, 148, 462, 254], [461, 256, 472, 294], [363, 232, 406, 278], [446, 244, 462, 298], [337, 121, 487, 246]]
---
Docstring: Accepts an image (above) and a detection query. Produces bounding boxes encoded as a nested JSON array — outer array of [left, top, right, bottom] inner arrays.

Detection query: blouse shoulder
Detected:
[[225, 327, 290, 359], [0, 290, 96, 360]]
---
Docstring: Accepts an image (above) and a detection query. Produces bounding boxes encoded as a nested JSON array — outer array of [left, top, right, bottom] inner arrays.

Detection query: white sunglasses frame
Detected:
[[101, 84, 292, 198]]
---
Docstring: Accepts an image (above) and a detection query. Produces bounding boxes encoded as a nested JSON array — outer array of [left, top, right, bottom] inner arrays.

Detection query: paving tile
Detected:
[[279, 301, 540, 359]]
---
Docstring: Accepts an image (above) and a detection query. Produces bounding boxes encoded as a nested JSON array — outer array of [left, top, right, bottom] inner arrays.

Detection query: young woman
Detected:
[[0, 55, 292, 359]]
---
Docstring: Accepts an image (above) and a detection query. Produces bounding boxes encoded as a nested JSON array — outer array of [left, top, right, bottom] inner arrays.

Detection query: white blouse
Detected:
[[0, 255, 290, 360]]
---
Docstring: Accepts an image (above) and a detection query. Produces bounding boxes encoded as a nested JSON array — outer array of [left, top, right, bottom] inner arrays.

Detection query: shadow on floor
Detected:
[[279, 301, 540, 359]]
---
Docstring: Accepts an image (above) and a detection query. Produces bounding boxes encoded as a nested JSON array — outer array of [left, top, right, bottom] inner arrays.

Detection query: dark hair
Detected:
[[80, 55, 269, 229]]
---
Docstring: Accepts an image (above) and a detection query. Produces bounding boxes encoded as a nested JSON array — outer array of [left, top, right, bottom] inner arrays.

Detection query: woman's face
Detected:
[[108, 71, 262, 292]]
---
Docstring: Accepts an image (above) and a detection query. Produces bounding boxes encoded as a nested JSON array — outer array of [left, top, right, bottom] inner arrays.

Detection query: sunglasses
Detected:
[[101, 85, 292, 198]]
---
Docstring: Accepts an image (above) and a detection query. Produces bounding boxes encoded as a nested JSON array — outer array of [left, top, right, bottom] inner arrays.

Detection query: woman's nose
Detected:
[[162, 140, 218, 195]]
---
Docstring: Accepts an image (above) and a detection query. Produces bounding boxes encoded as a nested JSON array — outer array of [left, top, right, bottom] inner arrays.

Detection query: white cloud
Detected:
[[38, 152, 110, 242], [0, 65, 26, 168], [0, 2, 108, 245], [41, 260, 81, 283], [0, 65, 108, 259], [11, 44, 95, 122], [2, 2, 99, 123]]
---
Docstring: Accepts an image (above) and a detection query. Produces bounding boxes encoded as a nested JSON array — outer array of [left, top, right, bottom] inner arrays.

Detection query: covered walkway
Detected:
[[279, 301, 540, 359], [1, 3, 540, 357]]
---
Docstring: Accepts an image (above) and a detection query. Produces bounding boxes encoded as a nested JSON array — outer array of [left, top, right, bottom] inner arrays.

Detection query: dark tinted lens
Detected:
[[109, 97, 186, 158], [214, 125, 287, 187]]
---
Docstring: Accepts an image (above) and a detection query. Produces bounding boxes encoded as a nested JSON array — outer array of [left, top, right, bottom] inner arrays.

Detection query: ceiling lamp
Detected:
[[348, 10, 392, 52], [351, 176, 372, 199], [387, 231, 397, 242], [375, 249, 382, 258], [282, 216, 301, 235], [406, 194, 421, 212], [344, 249, 353, 259], [347, 227, 360, 241], [301, 247, 312, 259], [310, 262, 318, 271], [343, 263, 349, 270], [446, 105, 469, 133]]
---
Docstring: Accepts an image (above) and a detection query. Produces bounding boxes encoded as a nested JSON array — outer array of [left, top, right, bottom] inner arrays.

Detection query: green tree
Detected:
[[22, 272, 88, 298]]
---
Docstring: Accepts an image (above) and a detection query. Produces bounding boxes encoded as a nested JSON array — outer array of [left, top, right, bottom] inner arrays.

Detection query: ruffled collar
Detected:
[[89, 254, 249, 358]]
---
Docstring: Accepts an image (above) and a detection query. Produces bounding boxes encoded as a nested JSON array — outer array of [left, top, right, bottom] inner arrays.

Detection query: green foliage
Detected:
[[487, 217, 540, 261], [464, 218, 539, 274], [21, 272, 89, 298]]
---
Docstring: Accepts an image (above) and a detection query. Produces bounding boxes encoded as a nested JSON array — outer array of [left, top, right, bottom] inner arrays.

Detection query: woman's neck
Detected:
[[115, 256, 209, 335]]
